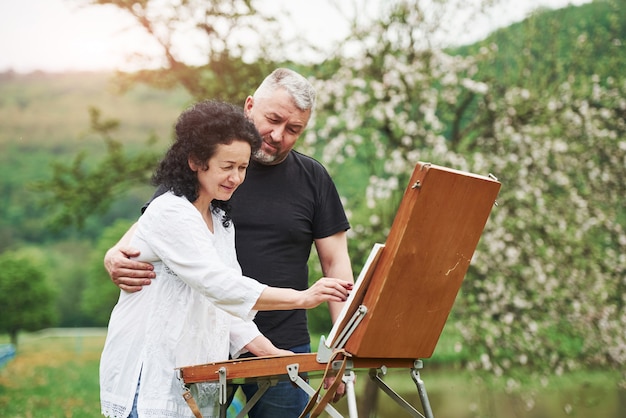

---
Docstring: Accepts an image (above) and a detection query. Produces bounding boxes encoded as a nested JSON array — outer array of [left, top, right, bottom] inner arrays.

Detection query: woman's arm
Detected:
[[244, 335, 293, 357], [252, 277, 352, 311]]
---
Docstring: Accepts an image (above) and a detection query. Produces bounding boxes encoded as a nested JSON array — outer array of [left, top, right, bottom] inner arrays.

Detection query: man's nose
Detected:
[[270, 125, 285, 142]]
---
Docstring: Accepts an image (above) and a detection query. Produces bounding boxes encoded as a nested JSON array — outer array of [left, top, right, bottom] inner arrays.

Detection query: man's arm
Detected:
[[104, 222, 155, 292], [314, 230, 354, 323], [314, 230, 354, 401]]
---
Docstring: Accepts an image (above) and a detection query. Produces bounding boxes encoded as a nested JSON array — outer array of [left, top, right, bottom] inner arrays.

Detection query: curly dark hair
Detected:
[[152, 100, 261, 227]]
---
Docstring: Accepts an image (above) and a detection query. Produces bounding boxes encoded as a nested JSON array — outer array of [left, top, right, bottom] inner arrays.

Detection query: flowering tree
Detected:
[[49, 0, 625, 384], [306, 0, 626, 382]]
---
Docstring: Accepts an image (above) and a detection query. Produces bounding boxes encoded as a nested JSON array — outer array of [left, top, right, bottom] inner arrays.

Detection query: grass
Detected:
[[0, 332, 103, 417], [1, 331, 623, 418]]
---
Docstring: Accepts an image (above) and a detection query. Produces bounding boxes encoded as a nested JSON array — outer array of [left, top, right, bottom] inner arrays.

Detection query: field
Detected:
[[0, 331, 623, 418], [0, 330, 103, 417]]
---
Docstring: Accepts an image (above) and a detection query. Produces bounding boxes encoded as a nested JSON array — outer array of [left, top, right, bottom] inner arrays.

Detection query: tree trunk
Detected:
[[10, 330, 18, 348]]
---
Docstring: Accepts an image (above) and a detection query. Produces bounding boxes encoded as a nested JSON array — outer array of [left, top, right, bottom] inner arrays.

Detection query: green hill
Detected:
[[0, 71, 192, 249], [451, 0, 624, 92], [0, 71, 191, 148]]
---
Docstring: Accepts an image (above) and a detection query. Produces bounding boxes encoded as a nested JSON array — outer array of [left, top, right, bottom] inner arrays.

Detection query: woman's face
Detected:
[[191, 140, 252, 202]]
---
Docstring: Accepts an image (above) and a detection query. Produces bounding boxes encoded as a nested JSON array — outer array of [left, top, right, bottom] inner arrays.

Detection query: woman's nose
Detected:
[[231, 170, 243, 184]]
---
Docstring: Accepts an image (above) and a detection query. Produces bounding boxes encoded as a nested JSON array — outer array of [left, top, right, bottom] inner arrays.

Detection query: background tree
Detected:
[[81, 220, 136, 325], [308, 0, 626, 383], [34, 107, 160, 231], [86, 0, 289, 104], [33, 0, 626, 391], [0, 249, 58, 347]]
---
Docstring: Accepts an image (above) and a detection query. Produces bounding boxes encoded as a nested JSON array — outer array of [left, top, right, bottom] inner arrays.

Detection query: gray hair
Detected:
[[253, 68, 316, 111]]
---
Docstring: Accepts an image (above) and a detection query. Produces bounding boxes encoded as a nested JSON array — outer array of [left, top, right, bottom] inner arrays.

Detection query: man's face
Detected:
[[244, 88, 311, 165]]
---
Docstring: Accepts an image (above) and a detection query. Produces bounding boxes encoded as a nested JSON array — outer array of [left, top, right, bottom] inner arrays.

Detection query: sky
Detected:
[[0, 0, 591, 73]]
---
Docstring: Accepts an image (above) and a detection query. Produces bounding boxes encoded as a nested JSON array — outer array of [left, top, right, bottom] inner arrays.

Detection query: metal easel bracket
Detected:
[[287, 363, 344, 418], [411, 360, 434, 418], [369, 359, 434, 418], [217, 366, 277, 418], [319, 304, 368, 362], [317, 335, 334, 363], [234, 379, 273, 418], [218, 367, 227, 404]]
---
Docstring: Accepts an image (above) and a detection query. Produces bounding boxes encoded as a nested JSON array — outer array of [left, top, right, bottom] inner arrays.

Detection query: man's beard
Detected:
[[252, 148, 279, 164]]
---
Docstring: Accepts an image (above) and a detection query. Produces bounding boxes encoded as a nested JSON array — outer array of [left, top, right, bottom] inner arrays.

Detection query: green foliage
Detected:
[[43, 240, 98, 327], [0, 71, 188, 249], [0, 249, 58, 345], [32, 107, 161, 230], [304, 0, 626, 383], [81, 220, 136, 325], [452, 0, 625, 93], [0, 145, 61, 251]]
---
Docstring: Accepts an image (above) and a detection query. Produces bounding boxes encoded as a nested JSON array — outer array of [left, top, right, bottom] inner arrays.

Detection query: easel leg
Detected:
[[343, 370, 358, 418], [287, 363, 344, 418], [235, 379, 272, 418], [411, 360, 434, 418], [369, 367, 424, 418]]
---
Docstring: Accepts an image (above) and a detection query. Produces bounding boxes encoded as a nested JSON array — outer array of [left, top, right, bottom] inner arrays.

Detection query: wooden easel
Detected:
[[177, 162, 501, 417]]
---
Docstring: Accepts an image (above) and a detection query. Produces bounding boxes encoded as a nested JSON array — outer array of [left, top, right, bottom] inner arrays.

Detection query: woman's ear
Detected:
[[188, 156, 198, 172]]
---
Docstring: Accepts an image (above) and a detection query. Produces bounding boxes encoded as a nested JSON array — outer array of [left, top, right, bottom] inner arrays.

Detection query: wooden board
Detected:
[[344, 162, 500, 359], [179, 353, 415, 384]]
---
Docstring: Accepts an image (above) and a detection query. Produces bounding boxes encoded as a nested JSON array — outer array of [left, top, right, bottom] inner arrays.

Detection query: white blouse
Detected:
[[100, 192, 267, 418]]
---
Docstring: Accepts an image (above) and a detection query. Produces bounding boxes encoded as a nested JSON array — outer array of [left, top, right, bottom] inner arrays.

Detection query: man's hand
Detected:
[[323, 376, 347, 403], [104, 246, 155, 292]]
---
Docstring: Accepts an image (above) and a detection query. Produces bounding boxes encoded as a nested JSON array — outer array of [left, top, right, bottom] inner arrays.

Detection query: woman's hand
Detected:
[[253, 278, 353, 311], [299, 277, 353, 309]]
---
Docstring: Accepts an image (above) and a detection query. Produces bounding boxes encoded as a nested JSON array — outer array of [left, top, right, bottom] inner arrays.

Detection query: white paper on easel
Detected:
[[325, 243, 385, 348]]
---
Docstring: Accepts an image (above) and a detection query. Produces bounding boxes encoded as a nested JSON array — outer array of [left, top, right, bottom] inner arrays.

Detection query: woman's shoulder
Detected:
[[144, 191, 194, 218]]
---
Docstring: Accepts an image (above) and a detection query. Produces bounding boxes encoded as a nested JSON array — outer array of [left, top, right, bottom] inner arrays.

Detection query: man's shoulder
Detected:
[[290, 150, 329, 172]]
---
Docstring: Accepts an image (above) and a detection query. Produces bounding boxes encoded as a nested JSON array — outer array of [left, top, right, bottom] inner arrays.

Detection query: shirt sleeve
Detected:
[[229, 316, 262, 358], [312, 162, 350, 239], [134, 193, 267, 321]]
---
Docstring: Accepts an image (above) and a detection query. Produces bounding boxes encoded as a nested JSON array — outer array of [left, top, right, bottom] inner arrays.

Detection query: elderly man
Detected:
[[104, 68, 354, 417]]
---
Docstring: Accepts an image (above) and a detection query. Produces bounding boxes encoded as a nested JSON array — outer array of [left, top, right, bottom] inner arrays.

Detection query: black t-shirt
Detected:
[[144, 150, 349, 350], [230, 151, 350, 349]]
